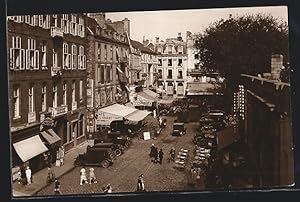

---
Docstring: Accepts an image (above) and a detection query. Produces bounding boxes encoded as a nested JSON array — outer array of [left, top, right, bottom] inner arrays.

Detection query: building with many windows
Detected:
[[7, 14, 87, 173], [86, 13, 130, 133], [131, 39, 158, 88], [155, 33, 188, 96]]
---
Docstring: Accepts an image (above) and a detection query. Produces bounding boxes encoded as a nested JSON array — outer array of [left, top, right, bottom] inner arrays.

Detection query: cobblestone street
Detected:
[[36, 115, 199, 195]]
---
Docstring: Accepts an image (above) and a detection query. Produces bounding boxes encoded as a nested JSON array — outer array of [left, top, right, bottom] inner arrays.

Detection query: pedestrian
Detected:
[[59, 146, 65, 166], [17, 168, 22, 184], [136, 174, 145, 192], [56, 149, 61, 167], [150, 144, 155, 158], [25, 166, 32, 185], [158, 149, 164, 164], [89, 168, 97, 184], [80, 167, 88, 185], [47, 166, 55, 184], [153, 147, 158, 163], [169, 147, 176, 162], [54, 178, 61, 195]]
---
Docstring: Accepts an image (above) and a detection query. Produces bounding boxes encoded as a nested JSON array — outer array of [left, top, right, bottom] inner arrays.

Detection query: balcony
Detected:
[[49, 105, 68, 118], [28, 112, 36, 123], [51, 26, 64, 38], [72, 101, 77, 111]]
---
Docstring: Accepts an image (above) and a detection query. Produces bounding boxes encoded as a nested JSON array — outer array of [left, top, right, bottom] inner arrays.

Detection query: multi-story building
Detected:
[[155, 33, 187, 96], [131, 40, 158, 87], [86, 13, 130, 132], [7, 14, 87, 172]]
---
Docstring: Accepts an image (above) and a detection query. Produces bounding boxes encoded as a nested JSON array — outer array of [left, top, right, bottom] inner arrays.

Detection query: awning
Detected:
[[40, 129, 61, 145], [125, 110, 151, 122], [158, 99, 174, 104], [13, 135, 48, 162], [137, 91, 158, 102], [144, 89, 159, 98], [96, 104, 138, 125]]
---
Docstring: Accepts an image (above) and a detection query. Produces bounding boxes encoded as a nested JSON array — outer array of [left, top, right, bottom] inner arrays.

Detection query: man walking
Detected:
[[136, 174, 145, 192], [89, 168, 97, 184], [158, 149, 164, 164], [54, 178, 61, 195]]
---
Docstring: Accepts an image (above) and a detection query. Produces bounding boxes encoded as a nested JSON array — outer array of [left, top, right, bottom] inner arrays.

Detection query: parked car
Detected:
[[172, 122, 186, 136], [74, 143, 115, 168]]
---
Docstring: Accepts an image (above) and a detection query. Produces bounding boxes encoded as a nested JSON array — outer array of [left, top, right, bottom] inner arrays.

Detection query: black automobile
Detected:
[[172, 122, 186, 136], [74, 143, 115, 168]]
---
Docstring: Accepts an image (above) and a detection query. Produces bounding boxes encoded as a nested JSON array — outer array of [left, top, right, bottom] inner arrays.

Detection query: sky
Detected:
[[106, 6, 288, 43]]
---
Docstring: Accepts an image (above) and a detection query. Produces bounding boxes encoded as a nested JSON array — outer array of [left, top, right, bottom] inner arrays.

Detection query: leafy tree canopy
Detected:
[[195, 14, 289, 90]]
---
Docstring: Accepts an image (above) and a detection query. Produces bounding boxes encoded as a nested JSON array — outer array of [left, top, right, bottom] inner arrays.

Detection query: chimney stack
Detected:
[[271, 54, 283, 80], [177, 32, 182, 41], [155, 37, 159, 43]]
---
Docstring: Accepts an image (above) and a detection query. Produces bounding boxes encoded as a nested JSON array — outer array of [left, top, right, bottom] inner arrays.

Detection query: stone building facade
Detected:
[[7, 14, 88, 172], [86, 14, 130, 132], [155, 33, 188, 96]]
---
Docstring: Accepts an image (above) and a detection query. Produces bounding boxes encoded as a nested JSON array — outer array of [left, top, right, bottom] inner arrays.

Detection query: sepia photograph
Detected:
[[7, 5, 294, 197]]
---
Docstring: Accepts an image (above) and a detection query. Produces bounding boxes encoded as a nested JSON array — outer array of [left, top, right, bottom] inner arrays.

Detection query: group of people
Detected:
[[149, 144, 164, 164], [17, 166, 32, 185], [80, 167, 98, 185], [136, 174, 145, 192]]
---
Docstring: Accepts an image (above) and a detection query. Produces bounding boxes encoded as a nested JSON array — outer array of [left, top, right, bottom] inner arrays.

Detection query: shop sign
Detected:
[[42, 117, 54, 127], [95, 111, 122, 125]]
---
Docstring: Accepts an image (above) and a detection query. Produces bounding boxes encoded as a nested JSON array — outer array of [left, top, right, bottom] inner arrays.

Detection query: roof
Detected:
[[144, 89, 159, 98], [99, 104, 138, 117], [131, 40, 156, 55], [125, 110, 151, 122]]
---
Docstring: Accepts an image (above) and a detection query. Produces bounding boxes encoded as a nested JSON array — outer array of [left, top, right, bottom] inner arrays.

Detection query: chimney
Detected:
[[177, 32, 182, 41], [122, 18, 130, 37], [155, 37, 159, 43], [271, 54, 283, 80]]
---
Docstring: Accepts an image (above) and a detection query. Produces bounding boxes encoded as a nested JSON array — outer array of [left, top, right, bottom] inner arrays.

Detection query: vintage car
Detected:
[[172, 122, 186, 136], [74, 143, 116, 168]]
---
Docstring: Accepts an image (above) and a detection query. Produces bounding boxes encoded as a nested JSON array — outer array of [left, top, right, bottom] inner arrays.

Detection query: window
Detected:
[[13, 87, 20, 118], [168, 69, 172, 79], [41, 42, 47, 69], [158, 59, 162, 66], [38, 15, 43, 27], [71, 44, 77, 69], [70, 15, 77, 35], [106, 65, 111, 83], [53, 14, 58, 27], [72, 81, 76, 103], [110, 46, 113, 61], [178, 70, 183, 79], [52, 49, 58, 69], [11, 16, 24, 23], [9, 36, 25, 70], [41, 85, 47, 112], [100, 65, 105, 84], [168, 59, 172, 66], [78, 17, 85, 37], [79, 80, 83, 102], [104, 44, 107, 60], [178, 58, 182, 67], [63, 43, 71, 69], [28, 86, 34, 113], [43, 15, 50, 29], [26, 38, 39, 70], [63, 82, 67, 105], [96, 42, 101, 60], [53, 85, 57, 108], [168, 45, 172, 54], [78, 45, 86, 69], [158, 69, 163, 79], [61, 14, 70, 33], [178, 45, 183, 54]]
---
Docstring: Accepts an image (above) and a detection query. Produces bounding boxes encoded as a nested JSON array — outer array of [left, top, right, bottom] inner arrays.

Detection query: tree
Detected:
[[195, 14, 289, 93]]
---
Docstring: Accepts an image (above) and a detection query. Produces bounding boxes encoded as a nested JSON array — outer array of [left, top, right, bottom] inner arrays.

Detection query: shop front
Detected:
[[13, 135, 49, 173]]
